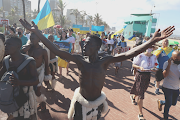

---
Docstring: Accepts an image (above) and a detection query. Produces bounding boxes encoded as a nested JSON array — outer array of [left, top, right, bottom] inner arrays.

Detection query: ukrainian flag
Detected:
[[33, 0, 55, 30], [154, 47, 174, 58]]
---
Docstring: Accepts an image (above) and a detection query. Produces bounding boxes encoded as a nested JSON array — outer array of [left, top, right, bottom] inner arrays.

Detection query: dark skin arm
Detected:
[[9, 60, 39, 86], [56, 28, 61, 38], [107, 26, 175, 64], [43, 49, 50, 75], [21, 44, 32, 54], [19, 19, 78, 63]]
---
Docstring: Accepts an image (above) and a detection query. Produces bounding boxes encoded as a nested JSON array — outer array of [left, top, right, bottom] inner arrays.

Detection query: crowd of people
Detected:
[[0, 19, 178, 120]]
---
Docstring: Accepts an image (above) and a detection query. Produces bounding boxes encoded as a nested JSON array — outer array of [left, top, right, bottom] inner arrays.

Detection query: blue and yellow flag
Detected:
[[33, 0, 54, 30], [154, 47, 174, 58]]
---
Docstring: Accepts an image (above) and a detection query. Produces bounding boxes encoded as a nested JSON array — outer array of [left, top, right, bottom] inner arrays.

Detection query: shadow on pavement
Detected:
[[106, 98, 124, 113]]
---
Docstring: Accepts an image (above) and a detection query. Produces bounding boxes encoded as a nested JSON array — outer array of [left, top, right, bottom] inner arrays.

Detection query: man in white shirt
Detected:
[[68, 29, 75, 53], [157, 51, 180, 120]]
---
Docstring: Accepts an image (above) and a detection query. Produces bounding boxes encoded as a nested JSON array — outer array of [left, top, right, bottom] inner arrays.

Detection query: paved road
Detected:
[[1, 41, 180, 120]]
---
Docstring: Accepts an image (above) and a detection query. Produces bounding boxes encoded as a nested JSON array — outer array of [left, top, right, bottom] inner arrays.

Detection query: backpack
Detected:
[[0, 55, 34, 113]]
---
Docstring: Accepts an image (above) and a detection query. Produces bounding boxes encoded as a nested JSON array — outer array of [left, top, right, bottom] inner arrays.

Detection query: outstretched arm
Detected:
[[108, 26, 175, 63], [19, 19, 78, 63], [43, 49, 50, 75]]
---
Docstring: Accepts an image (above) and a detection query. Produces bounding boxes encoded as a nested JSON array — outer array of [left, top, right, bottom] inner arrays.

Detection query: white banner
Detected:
[[114, 46, 131, 54]]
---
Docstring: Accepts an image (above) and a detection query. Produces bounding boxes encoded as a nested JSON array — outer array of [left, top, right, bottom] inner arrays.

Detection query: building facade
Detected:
[[0, 0, 31, 16]]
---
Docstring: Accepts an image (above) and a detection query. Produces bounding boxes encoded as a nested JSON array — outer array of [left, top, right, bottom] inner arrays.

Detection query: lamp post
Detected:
[[96, 2, 98, 14]]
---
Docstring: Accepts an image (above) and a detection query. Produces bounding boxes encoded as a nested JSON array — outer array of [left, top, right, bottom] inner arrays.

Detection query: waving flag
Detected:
[[33, 0, 54, 30], [154, 47, 174, 58]]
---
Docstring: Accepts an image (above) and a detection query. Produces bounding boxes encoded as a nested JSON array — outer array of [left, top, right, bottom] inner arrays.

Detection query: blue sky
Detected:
[[30, 0, 180, 35]]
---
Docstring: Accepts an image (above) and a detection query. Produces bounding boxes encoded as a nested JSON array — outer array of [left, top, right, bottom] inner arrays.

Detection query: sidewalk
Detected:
[[1, 60, 180, 120], [1, 41, 180, 120]]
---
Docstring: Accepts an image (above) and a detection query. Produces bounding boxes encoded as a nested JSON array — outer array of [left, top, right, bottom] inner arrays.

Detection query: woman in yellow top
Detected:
[[57, 31, 70, 76]]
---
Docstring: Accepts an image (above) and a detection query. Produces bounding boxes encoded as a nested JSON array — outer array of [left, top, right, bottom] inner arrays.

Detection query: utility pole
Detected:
[[96, 2, 98, 14]]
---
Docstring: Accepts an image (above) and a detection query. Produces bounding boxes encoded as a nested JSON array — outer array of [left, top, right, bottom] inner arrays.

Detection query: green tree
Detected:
[[87, 15, 93, 28], [57, 0, 66, 27], [32, 9, 38, 19], [79, 11, 87, 26], [94, 13, 101, 26], [70, 9, 80, 25], [101, 21, 110, 31], [61, 15, 71, 28]]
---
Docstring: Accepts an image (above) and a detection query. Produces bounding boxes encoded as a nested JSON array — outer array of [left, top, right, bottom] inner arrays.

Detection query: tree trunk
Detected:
[[38, 0, 41, 13], [22, 0, 26, 19], [76, 16, 77, 24]]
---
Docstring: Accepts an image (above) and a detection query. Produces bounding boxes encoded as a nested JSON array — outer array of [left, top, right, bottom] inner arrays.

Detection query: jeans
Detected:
[[162, 87, 179, 119]]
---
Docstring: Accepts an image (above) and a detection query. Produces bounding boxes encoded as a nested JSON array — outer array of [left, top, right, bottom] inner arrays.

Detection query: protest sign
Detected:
[[114, 46, 131, 54], [54, 41, 71, 53]]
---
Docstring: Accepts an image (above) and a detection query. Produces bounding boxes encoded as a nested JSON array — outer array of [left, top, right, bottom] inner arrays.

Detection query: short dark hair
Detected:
[[0, 32, 5, 43], [69, 29, 73, 32], [17, 27, 23, 32], [89, 35, 102, 48], [6, 35, 22, 47], [10, 27, 16, 33]]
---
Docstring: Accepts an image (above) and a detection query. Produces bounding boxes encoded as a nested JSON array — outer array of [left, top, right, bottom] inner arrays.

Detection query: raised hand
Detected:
[[153, 26, 175, 42], [19, 19, 38, 33], [9, 74, 20, 87]]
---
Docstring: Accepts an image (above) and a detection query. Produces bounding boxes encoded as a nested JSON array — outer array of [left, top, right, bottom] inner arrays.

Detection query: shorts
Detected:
[[49, 62, 57, 73], [155, 69, 164, 82], [73, 101, 104, 120], [58, 57, 68, 68]]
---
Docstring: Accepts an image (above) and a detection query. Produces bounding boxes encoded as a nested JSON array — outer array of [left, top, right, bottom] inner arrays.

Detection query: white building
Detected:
[[49, 0, 60, 17]]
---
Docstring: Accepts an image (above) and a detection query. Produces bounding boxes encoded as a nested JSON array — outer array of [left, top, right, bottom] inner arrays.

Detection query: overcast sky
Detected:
[[29, 0, 180, 35]]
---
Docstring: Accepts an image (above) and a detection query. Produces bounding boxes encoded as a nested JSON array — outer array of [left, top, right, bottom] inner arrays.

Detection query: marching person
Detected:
[[130, 45, 158, 120], [157, 51, 180, 120], [21, 32, 52, 111], [154, 39, 174, 95], [20, 19, 175, 120]]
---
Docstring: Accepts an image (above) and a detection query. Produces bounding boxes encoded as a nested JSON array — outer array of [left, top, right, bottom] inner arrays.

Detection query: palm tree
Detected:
[[32, 9, 38, 19], [57, 0, 66, 17], [79, 11, 87, 26], [70, 9, 80, 24], [22, 0, 26, 19], [84, 20, 88, 27], [0, 7, 3, 13], [10, 8, 15, 16], [38, 0, 41, 13], [94, 13, 101, 26], [61, 15, 71, 28], [87, 15, 93, 28], [57, 0, 66, 27], [101, 21, 110, 31]]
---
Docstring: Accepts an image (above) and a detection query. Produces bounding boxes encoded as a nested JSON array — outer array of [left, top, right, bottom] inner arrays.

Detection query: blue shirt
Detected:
[[157, 51, 170, 69], [44, 34, 49, 38], [21, 35, 28, 48], [118, 41, 127, 47]]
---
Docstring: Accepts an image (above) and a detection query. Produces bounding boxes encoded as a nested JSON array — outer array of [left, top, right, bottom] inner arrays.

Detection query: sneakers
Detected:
[[138, 114, 145, 120], [130, 95, 136, 105], [155, 89, 160, 95], [157, 99, 162, 111]]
